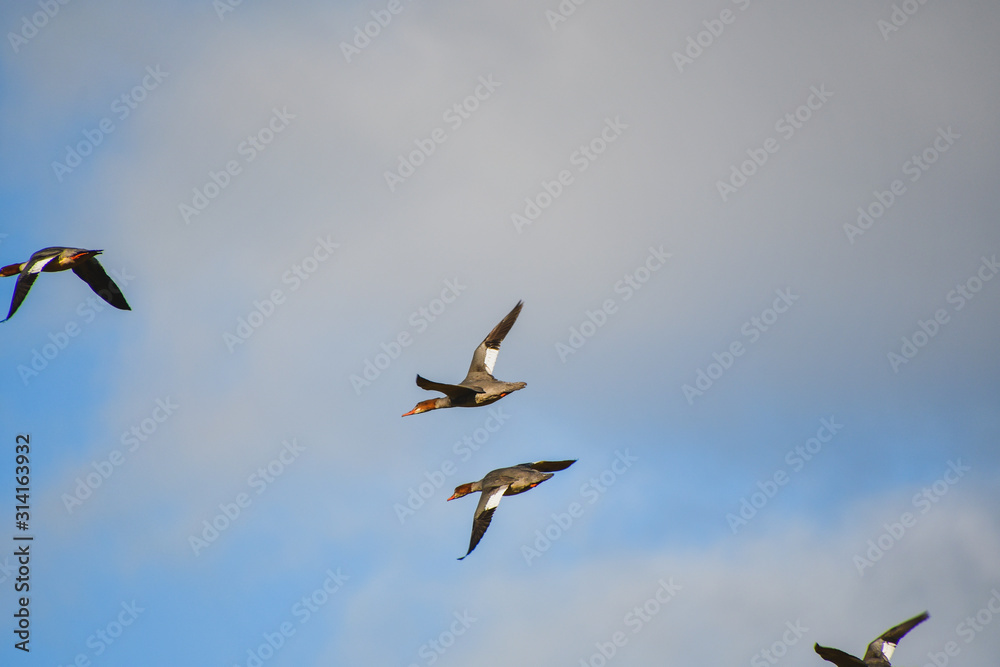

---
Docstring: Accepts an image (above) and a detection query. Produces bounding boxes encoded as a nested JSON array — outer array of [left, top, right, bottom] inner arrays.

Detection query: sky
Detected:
[[1, 0, 999, 665]]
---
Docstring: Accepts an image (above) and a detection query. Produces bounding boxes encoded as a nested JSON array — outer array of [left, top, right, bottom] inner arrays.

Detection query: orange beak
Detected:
[[402, 399, 437, 417]]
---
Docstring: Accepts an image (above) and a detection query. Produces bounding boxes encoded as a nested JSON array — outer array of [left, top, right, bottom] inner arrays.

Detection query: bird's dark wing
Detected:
[[3, 271, 41, 321], [877, 612, 930, 645], [3, 253, 61, 322], [458, 484, 508, 560], [814, 644, 866, 667], [416, 375, 479, 402], [73, 257, 130, 311], [464, 300, 523, 381], [863, 612, 929, 663], [523, 460, 576, 473]]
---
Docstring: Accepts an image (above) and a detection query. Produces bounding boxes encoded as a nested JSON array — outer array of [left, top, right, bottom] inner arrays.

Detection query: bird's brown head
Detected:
[[0, 263, 23, 278], [402, 398, 442, 417], [447, 483, 473, 501]]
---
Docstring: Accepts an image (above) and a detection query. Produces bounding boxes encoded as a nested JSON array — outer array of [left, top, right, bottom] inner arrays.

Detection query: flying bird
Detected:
[[448, 459, 576, 560], [402, 300, 525, 416], [814, 611, 929, 667], [1, 247, 130, 322]]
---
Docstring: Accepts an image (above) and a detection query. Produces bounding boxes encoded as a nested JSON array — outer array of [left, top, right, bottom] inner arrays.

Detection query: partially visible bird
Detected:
[[814, 611, 929, 667], [403, 300, 525, 416], [448, 459, 576, 560], [1, 247, 131, 322]]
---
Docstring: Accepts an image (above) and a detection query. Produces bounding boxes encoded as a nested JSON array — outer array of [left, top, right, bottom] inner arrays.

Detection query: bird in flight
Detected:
[[814, 611, 929, 666], [1, 247, 130, 322], [448, 460, 576, 560], [403, 300, 525, 416]]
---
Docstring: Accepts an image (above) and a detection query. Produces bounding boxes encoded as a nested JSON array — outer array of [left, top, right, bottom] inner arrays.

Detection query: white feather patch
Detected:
[[484, 485, 507, 511], [882, 641, 896, 660], [27, 256, 57, 274], [483, 347, 499, 375]]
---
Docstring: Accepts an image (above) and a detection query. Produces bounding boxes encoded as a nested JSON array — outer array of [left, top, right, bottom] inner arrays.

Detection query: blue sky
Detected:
[[1, 1, 999, 665]]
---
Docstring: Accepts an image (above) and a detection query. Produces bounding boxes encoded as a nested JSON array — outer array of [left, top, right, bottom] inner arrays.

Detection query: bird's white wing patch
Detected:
[[483, 347, 499, 375], [881, 642, 896, 661], [484, 484, 507, 511], [27, 256, 57, 274]]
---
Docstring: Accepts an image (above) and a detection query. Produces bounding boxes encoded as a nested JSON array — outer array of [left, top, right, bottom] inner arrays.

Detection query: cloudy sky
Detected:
[[2, 0, 999, 665]]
